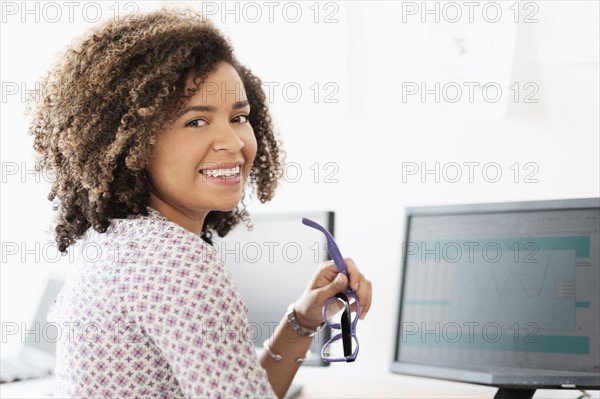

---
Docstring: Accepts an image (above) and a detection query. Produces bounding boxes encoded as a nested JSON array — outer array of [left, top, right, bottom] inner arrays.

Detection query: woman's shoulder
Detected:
[[103, 206, 221, 272], [107, 207, 211, 248], [105, 208, 238, 318]]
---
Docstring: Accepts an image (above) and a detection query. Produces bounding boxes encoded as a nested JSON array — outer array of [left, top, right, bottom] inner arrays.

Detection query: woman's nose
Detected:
[[212, 122, 244, 153]]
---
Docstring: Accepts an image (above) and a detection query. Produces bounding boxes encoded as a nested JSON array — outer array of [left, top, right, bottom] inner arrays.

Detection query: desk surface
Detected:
[[293, 368, 600, 399], [2, 372, 599, 399], [0, 377, 54, 399]]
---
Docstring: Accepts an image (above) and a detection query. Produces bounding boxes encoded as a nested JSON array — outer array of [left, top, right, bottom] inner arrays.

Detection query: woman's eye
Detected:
[[232, 114, 249, 124], [185, 118, 207, 128]]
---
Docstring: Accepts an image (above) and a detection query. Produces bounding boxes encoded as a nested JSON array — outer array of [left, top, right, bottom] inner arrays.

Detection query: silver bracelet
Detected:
[[286, 303, 323, 337], [262, 339, 311, 364]]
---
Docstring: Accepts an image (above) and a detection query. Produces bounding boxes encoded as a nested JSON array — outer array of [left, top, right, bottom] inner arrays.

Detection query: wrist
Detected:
[[287, 303, 324, 335]]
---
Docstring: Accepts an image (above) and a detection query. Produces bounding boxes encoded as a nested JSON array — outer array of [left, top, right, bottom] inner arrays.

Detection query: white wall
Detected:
[[1, 0, 598, 383]]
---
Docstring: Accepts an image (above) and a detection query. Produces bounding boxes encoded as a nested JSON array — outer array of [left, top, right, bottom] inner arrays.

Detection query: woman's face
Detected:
[[146, 61, 257, 231]]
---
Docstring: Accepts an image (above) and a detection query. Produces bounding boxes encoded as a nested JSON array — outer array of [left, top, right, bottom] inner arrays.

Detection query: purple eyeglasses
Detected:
[[302, 217, 359, 362]]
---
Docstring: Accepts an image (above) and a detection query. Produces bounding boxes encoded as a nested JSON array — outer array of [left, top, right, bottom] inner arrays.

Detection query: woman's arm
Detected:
[[259, 314, 316, 398], [260, 259, 372, 398]]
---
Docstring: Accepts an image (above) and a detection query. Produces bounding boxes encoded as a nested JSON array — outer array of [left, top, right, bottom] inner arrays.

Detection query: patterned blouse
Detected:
[[47, 207, 276, 398]]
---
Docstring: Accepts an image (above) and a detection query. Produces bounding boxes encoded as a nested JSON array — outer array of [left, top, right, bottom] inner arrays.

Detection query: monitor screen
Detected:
[[213, 211, 334, 367], [392, 198, 600, 396]]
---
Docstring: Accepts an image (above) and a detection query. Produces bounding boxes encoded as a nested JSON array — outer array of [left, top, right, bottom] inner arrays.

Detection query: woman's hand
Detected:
[[292, 258, 372, 330]]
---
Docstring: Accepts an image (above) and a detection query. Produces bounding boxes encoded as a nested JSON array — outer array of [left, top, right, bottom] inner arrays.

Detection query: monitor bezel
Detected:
[[391, 197, 600, 390]]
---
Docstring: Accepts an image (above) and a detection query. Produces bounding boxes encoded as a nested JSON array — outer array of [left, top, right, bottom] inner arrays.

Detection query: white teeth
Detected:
[[202, 165, 240, 177]]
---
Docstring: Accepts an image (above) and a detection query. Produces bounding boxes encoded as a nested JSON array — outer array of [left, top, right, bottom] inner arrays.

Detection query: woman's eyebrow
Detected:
[[178, 100, 250, 118], [232, 100, 250, 110]]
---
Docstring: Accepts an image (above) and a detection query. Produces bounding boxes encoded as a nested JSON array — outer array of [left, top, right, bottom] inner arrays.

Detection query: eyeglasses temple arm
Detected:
[[302, 217, 348, 276]]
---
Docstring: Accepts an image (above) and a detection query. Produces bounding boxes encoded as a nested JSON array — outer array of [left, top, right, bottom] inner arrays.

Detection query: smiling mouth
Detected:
[[200, 165, 241, 178]]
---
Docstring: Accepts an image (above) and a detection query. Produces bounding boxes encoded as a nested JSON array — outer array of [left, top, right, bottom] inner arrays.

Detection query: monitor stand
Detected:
[[494, 388, 536, 399]]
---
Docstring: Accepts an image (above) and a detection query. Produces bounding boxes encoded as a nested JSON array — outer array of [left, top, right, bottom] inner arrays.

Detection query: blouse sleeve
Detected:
[[112, 219, 275, 398]]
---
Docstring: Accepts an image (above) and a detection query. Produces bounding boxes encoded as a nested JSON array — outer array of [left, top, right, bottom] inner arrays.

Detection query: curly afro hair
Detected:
[[28, 8, 284, 253]]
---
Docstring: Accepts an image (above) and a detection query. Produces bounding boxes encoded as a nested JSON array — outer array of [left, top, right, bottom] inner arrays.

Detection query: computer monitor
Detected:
[[1, 276, 64, 383], [22, 277, 64, 367], [213, 210, 334, 367], [391, 198, 600, 399]]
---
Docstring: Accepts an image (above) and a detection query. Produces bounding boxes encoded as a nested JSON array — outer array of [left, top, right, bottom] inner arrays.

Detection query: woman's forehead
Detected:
[[183, 63, 248, 105]]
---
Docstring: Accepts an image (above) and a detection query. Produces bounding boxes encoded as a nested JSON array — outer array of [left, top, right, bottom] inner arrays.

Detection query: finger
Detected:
[[320, 260, 340, 274], [306, 261, 337, 290], [315, 272, 348, 303], [353, 274, 370, 319], [341, 258, 371, 318], [349, 280, 370, 318], [359, 279, 372, 320], [343, 258, 362, 291]]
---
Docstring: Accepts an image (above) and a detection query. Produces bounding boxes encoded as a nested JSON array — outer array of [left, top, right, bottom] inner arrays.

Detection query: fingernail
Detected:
[[353, 282, 360, 291], [336, 273, 344, 284]]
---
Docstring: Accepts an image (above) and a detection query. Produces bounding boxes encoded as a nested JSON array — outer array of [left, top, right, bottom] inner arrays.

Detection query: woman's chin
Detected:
[[210, 201, 241, 213]]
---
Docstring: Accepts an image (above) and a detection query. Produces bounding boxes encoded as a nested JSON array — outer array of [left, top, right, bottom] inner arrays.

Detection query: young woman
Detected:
[[29, 8, 372, 398]]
